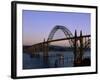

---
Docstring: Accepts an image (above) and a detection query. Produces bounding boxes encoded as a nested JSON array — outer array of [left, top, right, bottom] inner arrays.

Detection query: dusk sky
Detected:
[[22, 10, 90, 46]]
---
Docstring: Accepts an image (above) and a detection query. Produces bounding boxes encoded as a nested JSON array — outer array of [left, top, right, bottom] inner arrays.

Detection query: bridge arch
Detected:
[[47, 25, 74, 46]]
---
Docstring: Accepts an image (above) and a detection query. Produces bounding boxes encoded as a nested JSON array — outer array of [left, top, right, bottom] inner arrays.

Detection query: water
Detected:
[[23, 51, 90, 69]]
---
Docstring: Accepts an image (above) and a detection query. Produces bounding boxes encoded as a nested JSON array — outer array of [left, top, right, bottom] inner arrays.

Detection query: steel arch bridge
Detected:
[[25, 25, 91, 66]]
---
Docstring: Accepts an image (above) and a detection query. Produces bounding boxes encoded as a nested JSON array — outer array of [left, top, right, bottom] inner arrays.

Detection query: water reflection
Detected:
[[23, 51, 90, 69]]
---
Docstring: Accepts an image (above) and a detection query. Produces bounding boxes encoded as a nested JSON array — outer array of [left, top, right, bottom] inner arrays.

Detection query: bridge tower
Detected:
[[74, 30, 84, 66]]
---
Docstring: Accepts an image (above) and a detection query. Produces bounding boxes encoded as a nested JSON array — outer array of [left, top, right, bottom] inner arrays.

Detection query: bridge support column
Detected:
[[74, 30, 77, 66], [43, 39, 49, 67], [79, 30, 83, 63]]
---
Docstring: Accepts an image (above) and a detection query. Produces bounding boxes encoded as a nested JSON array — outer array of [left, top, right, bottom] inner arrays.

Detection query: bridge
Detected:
[[24, 25, 91, 66]]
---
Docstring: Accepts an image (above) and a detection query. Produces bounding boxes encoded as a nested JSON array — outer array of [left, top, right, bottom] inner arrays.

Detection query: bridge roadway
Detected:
[[31, 35, 90, 46]]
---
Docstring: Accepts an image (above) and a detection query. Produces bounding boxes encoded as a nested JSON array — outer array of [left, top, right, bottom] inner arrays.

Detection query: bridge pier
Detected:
[[43, 39, 49, 67], [74, 30, 77, 66]]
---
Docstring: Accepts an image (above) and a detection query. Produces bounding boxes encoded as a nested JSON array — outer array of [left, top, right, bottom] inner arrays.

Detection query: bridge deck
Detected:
[[32, 35, 90, 46]]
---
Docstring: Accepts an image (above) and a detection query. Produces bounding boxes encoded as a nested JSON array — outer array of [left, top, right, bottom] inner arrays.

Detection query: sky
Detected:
[[22, 10, 90, 46]]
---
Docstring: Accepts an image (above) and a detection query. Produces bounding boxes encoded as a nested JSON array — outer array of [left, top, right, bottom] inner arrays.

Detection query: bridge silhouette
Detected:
[[25, 25, 91, 66]]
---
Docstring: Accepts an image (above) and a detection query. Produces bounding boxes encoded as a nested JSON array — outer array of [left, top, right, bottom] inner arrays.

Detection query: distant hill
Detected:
[[23, 45, 90, 53], [49, 45, 74, 51]]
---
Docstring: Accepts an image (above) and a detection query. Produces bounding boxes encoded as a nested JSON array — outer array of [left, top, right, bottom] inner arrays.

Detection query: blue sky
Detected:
[[22, 10, 90, 46]]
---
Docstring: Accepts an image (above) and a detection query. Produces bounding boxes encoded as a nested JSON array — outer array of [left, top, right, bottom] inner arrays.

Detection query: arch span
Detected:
[[47, 25, 74, 46]]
